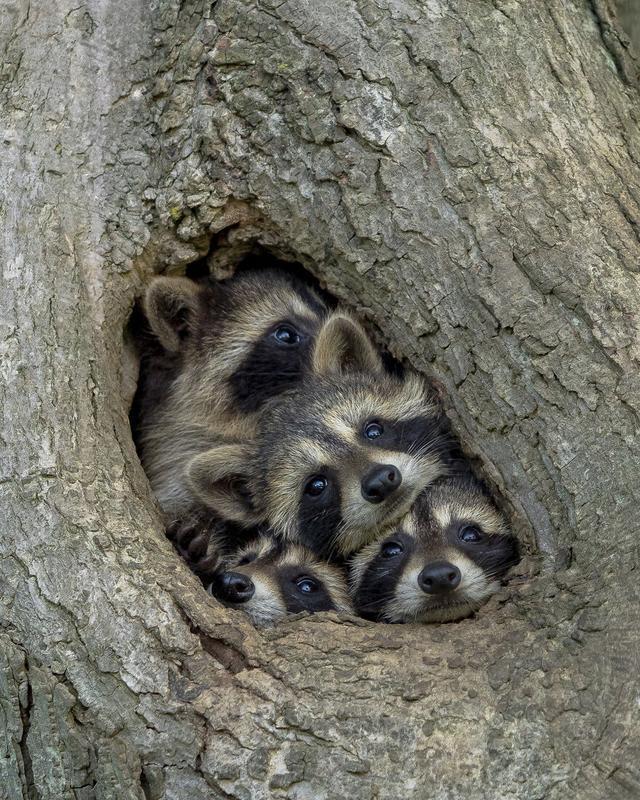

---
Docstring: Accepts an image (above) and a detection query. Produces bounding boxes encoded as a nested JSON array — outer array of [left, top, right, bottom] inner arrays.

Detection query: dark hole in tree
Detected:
[[126, 242, 529, 627]]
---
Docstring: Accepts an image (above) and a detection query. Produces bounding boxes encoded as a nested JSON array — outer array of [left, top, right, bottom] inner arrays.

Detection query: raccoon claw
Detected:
[[181, 537, 218, 573], [186, 531, 209, 561], [166, 519, 197, 547], [192, 553, 220, 577], [166, 518, 222, 578]]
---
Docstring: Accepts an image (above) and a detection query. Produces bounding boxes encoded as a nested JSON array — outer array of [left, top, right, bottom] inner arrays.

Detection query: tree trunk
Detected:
[[1, 1, 639, 798]]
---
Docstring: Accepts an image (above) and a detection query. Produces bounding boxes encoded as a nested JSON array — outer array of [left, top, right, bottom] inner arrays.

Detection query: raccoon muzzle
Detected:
[[417, 561, 461, 594], [360, 463, 402, 503]]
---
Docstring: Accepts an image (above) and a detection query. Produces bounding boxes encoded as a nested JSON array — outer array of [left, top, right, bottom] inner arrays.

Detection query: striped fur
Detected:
[[132, 268, 329, 518], [349, 475, 520, 623], [188, 319, 454, 558], [207, 536, 352, 626]]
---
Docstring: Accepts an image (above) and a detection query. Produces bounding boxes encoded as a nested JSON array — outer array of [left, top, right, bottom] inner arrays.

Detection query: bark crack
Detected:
[[18, 656, 38, 800], [587, 0, 639, 88], [197, 631, 254, 675]]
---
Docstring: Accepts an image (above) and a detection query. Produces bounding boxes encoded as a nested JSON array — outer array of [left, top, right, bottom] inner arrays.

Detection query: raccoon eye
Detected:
[[304, 475, 328, 496], [273, 324, 301, 345], [364, 421, 384, 440], [295, 576, 319, 593], [459, 525, 483, 543], [237, 552, 257, 566], [381, 541, 404, 558]]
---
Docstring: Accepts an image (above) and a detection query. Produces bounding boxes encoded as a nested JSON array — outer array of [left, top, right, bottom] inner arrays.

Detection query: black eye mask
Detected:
[[353, 532, 414, 620], [454, 529, 520, 578], [297, 467, 343, 560], [363, 415, 452, 459], [278, 566, 336, 613], [229, 321, 314, 413]]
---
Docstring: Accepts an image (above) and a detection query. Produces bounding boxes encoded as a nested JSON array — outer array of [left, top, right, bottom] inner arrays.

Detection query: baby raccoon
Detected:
[[132, 267, 329, 517], [349, 475, 520, 623], [188, 314, 454, 558], [207, 536, 352, 626]]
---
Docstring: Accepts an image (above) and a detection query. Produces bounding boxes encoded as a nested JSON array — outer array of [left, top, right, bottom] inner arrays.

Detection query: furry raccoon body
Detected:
[[255, 370, 454, 558], [188, 315, 455, 559], [350, 474, 520, 623], [132, 268, 329, 518]]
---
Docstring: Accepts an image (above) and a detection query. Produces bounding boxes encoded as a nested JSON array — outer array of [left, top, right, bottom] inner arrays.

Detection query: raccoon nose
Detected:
[[418, 561, 461, 595], [217, 572, 255, 604], [361, 464, 402, 503]]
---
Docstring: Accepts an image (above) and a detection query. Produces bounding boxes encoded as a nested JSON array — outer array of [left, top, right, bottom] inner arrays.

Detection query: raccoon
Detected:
[[188, 314, 454, 558], [131, 267, 329, 518], [207, 536, 353, 626], [166, 507, 246, 579], [349, 475, 520, 623]]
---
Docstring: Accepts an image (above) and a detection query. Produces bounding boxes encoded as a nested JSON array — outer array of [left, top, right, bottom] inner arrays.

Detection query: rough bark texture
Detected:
[[614, 0, 640, 62], [1, 1, 639, 798]]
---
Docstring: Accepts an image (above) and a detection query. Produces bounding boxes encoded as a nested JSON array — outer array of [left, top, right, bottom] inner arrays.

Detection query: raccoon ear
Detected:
[[312, 313, 383, 376], [187, 445, 261, 525], [144, 277, 200, 353]]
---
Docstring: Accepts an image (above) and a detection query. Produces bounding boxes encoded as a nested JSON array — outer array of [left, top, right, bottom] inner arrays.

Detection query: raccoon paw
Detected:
[[167, 519, 223, 580]]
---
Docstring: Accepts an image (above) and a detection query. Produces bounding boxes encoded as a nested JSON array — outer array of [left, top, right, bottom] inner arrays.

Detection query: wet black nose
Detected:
[[361, 464, 402, 503], [216, 572, 255, 604], [418, 561, 461, 595]]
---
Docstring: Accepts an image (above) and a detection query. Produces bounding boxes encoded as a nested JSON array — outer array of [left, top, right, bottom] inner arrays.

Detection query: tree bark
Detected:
[[1, 1, 639, 798]]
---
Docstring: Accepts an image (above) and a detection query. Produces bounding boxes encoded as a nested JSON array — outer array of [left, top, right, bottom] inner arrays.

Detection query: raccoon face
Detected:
[[207, 537, 352, 626], [188, 314, 452, 558], [350, 476, 520, 623], [145, 268, 328, 420], [260, 371, 451, 558], [137, 268, 329, 514]]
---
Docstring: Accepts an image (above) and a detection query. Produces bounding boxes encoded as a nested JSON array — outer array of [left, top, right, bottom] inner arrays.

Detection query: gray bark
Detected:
[[1, 0, 639, 798], [614, 0, 640, 58]]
